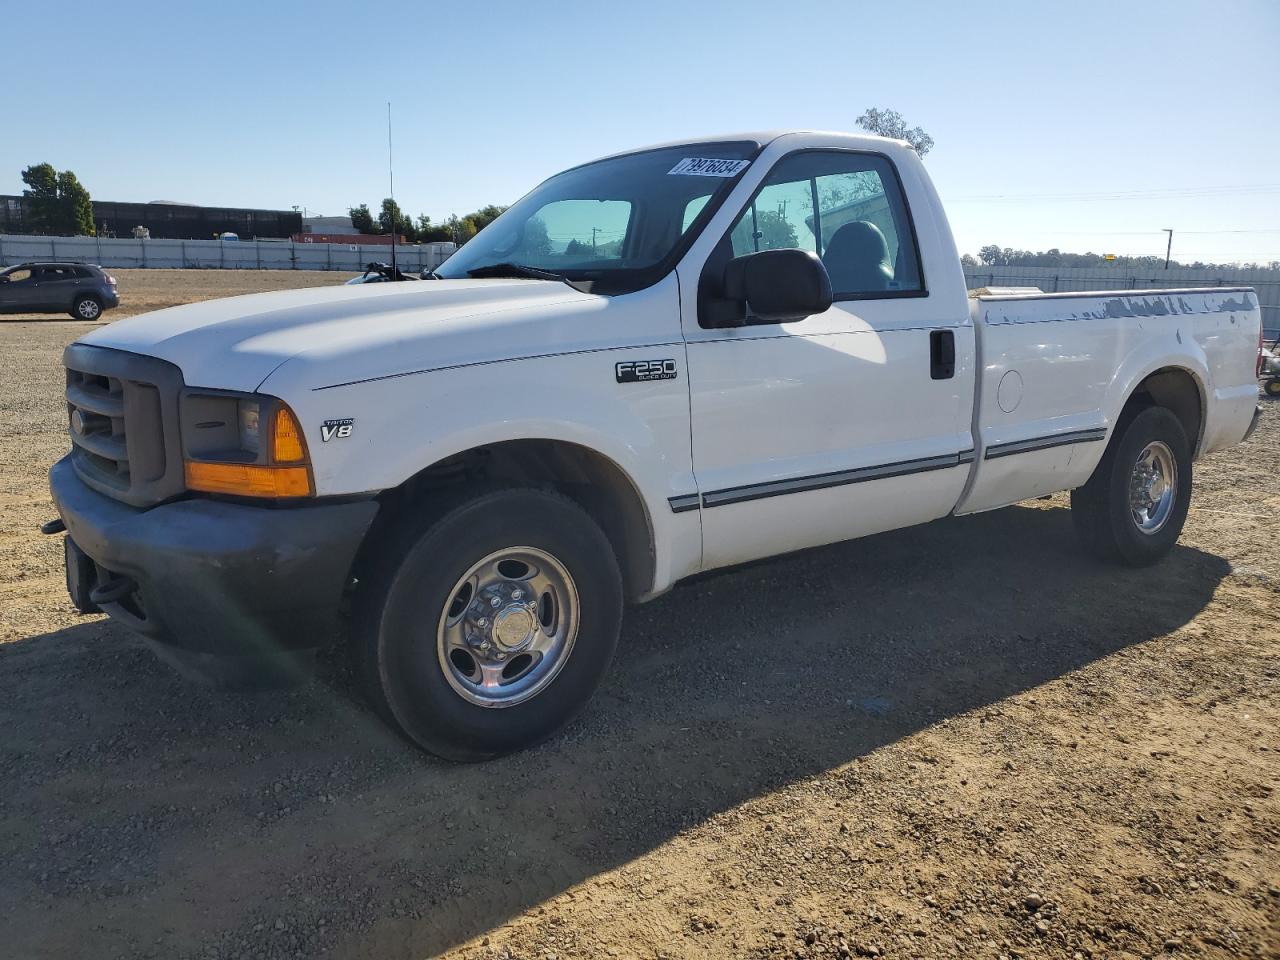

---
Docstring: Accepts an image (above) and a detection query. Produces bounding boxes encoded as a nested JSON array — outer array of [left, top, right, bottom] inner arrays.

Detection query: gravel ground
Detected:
[[0, 284, 1276, 959]]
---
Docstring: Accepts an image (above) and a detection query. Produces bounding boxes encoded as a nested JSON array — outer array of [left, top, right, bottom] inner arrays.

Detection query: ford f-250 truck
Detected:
[[48, 131, 1264, 760]]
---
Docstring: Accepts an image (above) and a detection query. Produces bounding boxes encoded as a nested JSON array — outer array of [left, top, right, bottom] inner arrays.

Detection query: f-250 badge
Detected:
[[320, 418, 354, 442], [616, 359, 677, 383]]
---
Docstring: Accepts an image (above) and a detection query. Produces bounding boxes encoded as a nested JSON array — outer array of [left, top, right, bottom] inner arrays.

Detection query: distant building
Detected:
[[0, 195, 302, 240], [302, 215, 359, 235]]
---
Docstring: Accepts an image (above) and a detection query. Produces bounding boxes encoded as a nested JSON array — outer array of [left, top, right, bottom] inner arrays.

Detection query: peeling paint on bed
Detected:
[[979, 289, 1257, 326]]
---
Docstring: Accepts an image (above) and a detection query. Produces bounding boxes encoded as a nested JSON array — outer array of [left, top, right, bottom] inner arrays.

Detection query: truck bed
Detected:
[[957, 286, 1261, 514]]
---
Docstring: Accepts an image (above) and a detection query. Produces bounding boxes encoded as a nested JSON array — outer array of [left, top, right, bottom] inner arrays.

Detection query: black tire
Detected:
[[1071, 406, 1191, 566], [71, 295, 102, 321], [354, 488, 623, 761], [1264, 378, 1280, 398]]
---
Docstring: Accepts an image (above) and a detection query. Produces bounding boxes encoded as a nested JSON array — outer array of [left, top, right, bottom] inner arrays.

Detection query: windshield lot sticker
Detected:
[[668, 158, 750, 177], [320, 418, 354, 442], [616, 359, 677, 383]]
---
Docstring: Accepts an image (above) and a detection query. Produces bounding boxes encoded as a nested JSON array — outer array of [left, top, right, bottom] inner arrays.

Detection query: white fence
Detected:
[[0, 233, 457, 274], [963, 264, 1280, 340]]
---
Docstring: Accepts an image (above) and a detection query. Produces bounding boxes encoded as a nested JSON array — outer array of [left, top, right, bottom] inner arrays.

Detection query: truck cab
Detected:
[[49, 131, 1263, 760]]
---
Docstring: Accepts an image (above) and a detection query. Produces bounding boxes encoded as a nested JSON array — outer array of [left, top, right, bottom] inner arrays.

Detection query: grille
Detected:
[[64, 344, 185, 507]]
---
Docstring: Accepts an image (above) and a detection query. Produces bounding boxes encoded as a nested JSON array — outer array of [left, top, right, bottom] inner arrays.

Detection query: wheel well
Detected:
[[373, 440, 655, 602], [1124, 367, 1203, 454]]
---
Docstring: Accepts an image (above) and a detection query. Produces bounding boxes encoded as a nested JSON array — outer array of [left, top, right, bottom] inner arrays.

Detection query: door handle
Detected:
[[929, 330, 955, 380]]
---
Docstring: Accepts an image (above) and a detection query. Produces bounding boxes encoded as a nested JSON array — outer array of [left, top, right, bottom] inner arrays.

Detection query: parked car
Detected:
[[47, 131, 1264, 761], [0, 262, 119, 320], [345, 261, 420, 284]]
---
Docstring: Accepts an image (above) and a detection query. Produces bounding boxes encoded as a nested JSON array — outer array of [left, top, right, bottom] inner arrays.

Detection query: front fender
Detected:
[[280, 347, 701, 595]]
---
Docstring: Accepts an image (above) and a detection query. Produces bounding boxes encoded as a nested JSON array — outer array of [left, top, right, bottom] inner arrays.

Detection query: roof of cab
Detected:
[[589, 129, 916, 164]]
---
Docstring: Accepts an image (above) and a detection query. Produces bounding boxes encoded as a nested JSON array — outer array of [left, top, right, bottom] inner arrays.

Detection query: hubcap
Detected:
[[436, 547, 578, 708], [1129, 440, 1177, 534], [78, 300, 99, 319]]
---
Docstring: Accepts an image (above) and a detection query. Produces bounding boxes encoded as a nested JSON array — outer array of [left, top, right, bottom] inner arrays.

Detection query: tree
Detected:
[[21, 163, 59, 233], [856, 108, 935, 156], [960, 253, 978, 268], [468, 204, 508, 231], [349, 203, 377, 234], [57, 171, 95, 236], [415, 214, 453, 243], [20, 163, 95, 235], [978, 244, 1010, 266], [522, 216, 551, 256], [379, 198, 404, 236], [730, 208, 799, 252]]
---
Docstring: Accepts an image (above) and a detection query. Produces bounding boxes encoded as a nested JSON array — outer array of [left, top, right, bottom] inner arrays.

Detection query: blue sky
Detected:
[[5, 0, 1279, 263]]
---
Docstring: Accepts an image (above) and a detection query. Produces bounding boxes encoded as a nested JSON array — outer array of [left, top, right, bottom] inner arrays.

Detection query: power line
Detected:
[[949, 183, 1280, 203], [980, 228, 1280, 237]]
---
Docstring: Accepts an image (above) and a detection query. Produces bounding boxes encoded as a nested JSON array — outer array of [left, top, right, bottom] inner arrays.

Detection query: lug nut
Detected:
[[476, 617, 488, 628], [511, 589, 523, 600], [490, 596, 501, 608]]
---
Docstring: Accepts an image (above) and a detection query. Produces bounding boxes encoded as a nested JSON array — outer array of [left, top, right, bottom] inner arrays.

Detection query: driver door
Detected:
[[678, 149, 975, 571], [0, 267, 41, 312]]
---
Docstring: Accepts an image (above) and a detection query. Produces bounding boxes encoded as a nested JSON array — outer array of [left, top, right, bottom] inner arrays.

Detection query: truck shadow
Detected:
[[0, 502, 1231, 958]]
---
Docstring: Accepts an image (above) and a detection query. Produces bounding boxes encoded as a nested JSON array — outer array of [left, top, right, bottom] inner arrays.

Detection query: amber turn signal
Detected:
[[272, 405, 307, 463], [185, 461, 313, 498]]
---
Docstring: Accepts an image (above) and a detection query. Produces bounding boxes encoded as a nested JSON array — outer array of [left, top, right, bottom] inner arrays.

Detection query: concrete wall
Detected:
[[963, 264, 1280, 340], [0, 234, 456, 274]]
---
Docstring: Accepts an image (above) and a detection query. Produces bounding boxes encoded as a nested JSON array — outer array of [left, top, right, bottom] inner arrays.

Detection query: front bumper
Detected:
[[50, 455, 378, 657]]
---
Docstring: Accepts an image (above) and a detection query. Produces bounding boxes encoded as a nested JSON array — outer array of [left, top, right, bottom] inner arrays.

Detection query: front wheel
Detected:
[[354, 488, 623, 761], [1071, 406, 1192, 565], [72, 295, 102, 320]]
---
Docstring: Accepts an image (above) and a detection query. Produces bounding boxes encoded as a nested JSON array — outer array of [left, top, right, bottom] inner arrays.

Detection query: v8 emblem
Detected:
[[320, 418, 354, 442]]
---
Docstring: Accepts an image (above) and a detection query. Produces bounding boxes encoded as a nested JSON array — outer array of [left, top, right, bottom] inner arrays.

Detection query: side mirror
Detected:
[[723, 248, 832, 324]]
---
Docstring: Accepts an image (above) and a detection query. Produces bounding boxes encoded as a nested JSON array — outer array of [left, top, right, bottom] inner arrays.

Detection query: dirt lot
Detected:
[[0, 278, 1277, 960], [0, 267, 355, 322]]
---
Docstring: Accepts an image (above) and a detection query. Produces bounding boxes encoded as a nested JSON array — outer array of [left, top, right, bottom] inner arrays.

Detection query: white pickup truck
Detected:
[[49, 131, 1264, 760]]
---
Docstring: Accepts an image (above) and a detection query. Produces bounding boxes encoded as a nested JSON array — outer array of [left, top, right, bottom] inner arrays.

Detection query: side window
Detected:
[[726, 151, 923, 297], [4, 268, 34, 284], [41, 267, 74, 282]]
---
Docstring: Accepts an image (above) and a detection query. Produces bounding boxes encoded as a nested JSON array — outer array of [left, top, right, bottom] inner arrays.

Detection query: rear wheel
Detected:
[[72, 295, 102, 320], [1264, 378, 1280, 397], [1071, 406, 1192, 565], [355, 488, 623, 761]]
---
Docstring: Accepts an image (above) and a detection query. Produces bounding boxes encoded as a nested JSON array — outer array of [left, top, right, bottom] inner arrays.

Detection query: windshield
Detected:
[[435, 141, 759, 293]]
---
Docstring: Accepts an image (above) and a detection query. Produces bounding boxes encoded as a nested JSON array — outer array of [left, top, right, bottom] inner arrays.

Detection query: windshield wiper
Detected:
[[466, 262, 566, 282]]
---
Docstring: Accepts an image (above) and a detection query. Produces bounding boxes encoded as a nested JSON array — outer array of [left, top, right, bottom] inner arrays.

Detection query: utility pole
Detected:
[[1162, 228, 1173, 270], [387, 101, 397, 278], [591, 226, 599, 253]]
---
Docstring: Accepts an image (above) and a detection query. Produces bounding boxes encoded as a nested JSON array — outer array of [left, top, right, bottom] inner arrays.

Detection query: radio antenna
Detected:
[[387, 101, 397, 278]]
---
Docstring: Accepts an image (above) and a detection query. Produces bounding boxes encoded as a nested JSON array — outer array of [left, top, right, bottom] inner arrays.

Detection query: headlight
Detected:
[[180, 391, 312, 498]]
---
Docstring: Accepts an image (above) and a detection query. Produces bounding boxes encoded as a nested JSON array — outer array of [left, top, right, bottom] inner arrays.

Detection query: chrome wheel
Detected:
[[76, 298, 100, 320], [1129, 440, 1177, 534], [436, 546, 578, 708]]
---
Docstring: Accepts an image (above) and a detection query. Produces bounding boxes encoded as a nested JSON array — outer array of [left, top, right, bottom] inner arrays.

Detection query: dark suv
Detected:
[[0, 262, 119, 320]]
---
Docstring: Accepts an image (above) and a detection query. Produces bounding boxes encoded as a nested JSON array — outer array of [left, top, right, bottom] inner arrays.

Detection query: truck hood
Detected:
[[80, 279, 604, 393]]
